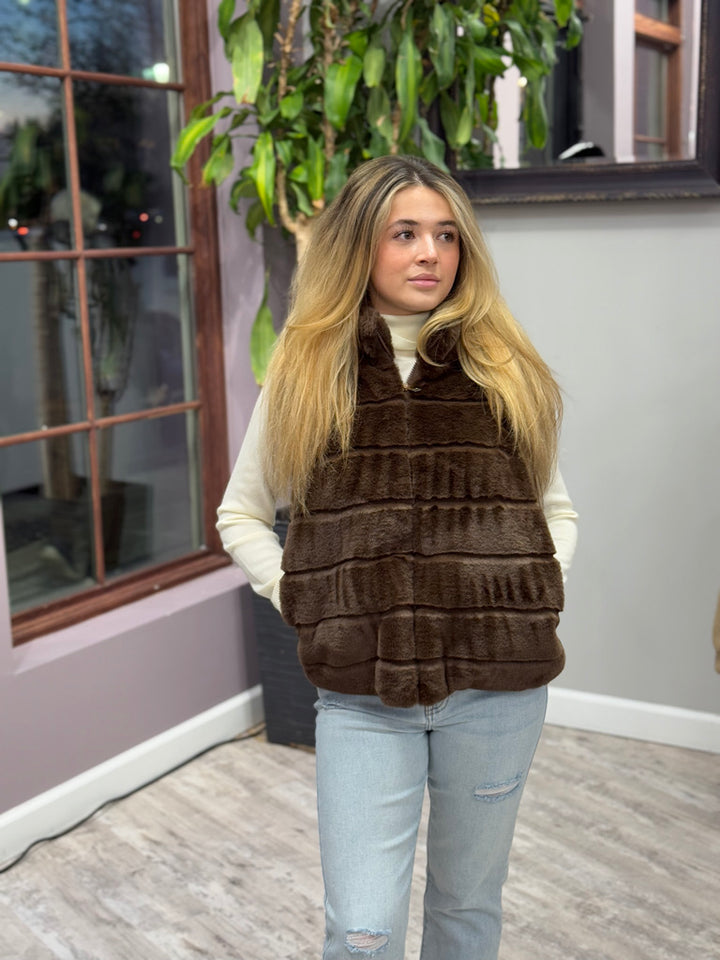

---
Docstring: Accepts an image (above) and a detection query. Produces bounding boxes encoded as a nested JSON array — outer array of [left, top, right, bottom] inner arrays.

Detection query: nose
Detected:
[[417, 234, 438, 263]]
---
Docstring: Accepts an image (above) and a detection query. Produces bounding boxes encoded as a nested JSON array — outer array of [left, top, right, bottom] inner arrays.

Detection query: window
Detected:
[[634, 0, 683, 159], [0, 0, 229, 644]]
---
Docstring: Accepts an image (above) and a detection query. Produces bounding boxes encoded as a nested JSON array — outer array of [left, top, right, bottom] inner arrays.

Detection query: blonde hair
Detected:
[[263, 155, 561, 509]]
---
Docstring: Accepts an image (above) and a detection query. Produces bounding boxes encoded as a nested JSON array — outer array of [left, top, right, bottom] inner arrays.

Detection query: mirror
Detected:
[[457, 0, 720, 203]]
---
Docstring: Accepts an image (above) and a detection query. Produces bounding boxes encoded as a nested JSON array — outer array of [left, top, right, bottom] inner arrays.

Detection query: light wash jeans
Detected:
[[314, 685, 548, 960]]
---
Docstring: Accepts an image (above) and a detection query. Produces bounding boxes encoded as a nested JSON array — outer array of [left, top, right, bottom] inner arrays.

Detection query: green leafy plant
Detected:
[[172, 0, 582, 383]]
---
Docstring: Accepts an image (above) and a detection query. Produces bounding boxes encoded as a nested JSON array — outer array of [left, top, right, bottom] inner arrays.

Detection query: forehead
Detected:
[[385, 185, 455, 223]]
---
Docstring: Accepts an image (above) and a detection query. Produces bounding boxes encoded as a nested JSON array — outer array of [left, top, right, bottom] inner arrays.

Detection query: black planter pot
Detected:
[[251, 517, 317, 748]]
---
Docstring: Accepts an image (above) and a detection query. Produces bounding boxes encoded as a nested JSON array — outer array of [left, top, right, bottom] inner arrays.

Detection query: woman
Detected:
[[217, 155, 578, 959]]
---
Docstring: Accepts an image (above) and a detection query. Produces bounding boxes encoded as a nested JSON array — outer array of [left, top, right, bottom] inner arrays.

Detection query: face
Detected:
[[368, 185, 461, 316]]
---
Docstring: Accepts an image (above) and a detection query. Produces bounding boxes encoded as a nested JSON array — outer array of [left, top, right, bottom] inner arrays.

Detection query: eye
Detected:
[[439, 230, 458, 243], [393, 229, 415, 240]]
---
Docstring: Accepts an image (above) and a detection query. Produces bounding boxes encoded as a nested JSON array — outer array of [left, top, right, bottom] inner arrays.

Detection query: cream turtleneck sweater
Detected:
[[217, 314, 578, 611]]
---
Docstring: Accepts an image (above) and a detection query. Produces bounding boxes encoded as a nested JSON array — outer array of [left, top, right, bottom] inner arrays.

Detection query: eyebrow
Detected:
[[388, 218, 458, 228]]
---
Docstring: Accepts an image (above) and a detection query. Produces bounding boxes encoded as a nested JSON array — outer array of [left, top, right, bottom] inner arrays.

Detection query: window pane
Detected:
[[634, 139, 665, 161], [0, 259, 86, 435], [0, 0, 59, 67], [88, 255, 196, 419], [636, 0, 671, 22], [102, 412, 202, 578], [1, 434, 96, 613], [635, 43, 667, 141], [67, 0, 178, 82], [74, 82, 185, 248], [0, 74, 71, 252]]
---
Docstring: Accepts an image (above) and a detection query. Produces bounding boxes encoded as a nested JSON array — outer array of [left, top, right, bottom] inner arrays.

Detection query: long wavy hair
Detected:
[[263, 155, 561, 510]]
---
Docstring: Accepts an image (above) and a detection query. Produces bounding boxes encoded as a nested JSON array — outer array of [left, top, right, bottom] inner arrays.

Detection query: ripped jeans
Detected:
[[314, 685, 547, 960]]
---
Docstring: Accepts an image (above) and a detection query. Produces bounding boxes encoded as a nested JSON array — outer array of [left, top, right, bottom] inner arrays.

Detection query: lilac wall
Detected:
[[0, 0, 263, 816]]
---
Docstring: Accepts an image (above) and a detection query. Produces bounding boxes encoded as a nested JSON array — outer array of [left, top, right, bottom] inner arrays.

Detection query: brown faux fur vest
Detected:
[[279, 310, 565, 708]]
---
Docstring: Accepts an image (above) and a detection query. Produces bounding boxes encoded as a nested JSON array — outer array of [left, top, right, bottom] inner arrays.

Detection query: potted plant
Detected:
[[172, 0, 582, 381], [172, 0, 582, 746]]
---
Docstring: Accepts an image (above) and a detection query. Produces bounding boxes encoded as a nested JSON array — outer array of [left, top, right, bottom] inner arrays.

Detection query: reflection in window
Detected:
[[635, 43, 668, 160], [87, 255, 195, 419], [0, 0, 59, 67], [102, 413, 201, 579], [74, 82, 183, 248], [0, 74, 69, 252], [633, 0, 683, 160], [67, 0, 178, 81], [636, 0, 671, 21], [0, 436, 96, 613], [0, 260, 85, 435]]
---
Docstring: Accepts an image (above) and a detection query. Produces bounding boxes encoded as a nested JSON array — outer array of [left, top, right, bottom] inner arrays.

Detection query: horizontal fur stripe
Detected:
[[280, 556, 413, 624], [305, 447, 533, 511], [283, 501, 555, 570], [413, 555, 564, 611], [283, 504, 413, 571], [280, 555, 563, 624], [296, 608, 562, 668], [350, 398, 503, 449], [303, 655, 565, 708]]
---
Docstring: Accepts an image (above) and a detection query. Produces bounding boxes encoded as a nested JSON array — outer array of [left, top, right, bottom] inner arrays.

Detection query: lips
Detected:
[[408, 274, 440, 287]]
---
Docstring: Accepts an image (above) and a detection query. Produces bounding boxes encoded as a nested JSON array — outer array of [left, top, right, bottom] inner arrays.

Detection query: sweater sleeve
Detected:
[[216, 394, 285, 611], [543, 464, 578, 583]]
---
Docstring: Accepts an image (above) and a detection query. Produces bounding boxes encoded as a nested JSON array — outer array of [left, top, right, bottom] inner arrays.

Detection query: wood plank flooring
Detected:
[[0, 723, 718, 960]]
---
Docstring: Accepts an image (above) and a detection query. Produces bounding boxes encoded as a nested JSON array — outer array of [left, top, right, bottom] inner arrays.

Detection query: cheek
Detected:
[[372, 248, 404, 287], [445, 249, 460, 285]]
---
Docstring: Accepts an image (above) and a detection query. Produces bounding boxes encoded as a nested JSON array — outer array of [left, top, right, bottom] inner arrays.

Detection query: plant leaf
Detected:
[[473, 46, 508, 77], [553, 0, 573, 29], [231, 16, 264, 104], [325, 54, 364, 130], [249, 130, 276, 224], [417, 117, 448, 170], [429, 3, 456, 89], [275, 137, 293, 168], [306, 136, 324, 203], [255, 0, 280, 54], [439, 93, 472, 149], [171, 112, 227, 179], [290, 181, 315, 218], [363, 42, 386, 88], [524, 78, 548, 148], [325, 150, 349, 203], [367, 85, 393, 144], [280, 90, 304, 119], [345, 30, 369, 58], [230, 176, 257, 212], [217, 0, 235, 39], [202, 133, 234, 185], [245, 198, 265, 237], [566, 11, 583, 49], [395, 25, 422, 143], [250, 276, 277, 386]]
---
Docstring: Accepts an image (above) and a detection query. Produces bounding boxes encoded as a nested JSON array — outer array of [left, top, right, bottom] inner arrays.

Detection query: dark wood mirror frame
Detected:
[[457, 1, 720, 205]]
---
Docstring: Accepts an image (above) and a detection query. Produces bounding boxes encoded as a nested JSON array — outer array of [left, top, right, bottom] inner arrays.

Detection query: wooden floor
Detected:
[[0, 723, 718, 960]]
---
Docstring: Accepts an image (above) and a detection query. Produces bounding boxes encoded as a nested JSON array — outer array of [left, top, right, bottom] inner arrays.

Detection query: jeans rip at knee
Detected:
[[473, 773, 523, 802]]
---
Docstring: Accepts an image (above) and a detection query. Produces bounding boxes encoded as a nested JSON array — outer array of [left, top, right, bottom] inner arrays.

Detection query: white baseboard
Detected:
[[0, 685, 264, 870], [547, 686, 720, 754]]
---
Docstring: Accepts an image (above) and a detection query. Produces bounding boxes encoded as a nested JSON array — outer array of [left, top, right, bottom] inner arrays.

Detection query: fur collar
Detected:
[[357, 305, 460, 369]]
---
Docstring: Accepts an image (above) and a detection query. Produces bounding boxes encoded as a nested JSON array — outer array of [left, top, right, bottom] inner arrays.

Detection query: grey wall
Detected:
[[478, 199, 720, 715]]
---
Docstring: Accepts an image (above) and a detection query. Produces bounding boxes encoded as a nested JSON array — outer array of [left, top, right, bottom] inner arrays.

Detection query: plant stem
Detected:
[[276, 0, 307, 240]]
